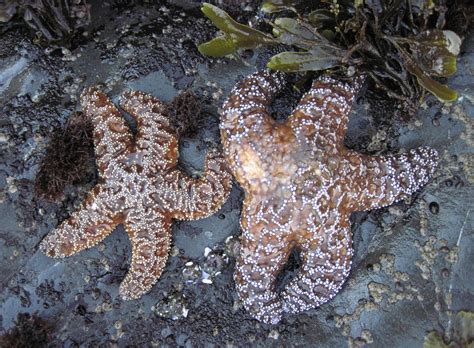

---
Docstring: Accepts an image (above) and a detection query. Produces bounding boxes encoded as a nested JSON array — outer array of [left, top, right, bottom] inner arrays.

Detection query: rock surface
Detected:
[[0, 1, 472, 346]]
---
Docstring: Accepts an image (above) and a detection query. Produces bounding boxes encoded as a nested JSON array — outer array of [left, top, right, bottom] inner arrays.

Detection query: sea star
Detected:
[[220, 71, 439, 324], [40, 87, 232, 300]]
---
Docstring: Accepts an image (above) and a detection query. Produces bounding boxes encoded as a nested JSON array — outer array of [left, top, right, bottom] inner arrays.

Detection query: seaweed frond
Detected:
[[199, 1, 463, 116], [35, 111, 95, 200], [0, 0, 91, 43], [167, 90, 203, 138]]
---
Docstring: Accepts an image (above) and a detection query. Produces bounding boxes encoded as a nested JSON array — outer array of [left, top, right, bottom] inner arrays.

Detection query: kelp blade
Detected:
[[267, 50, 341, 72], [403, 30, 461, 77], [200, 2, 275, 56], [198, 36, 236, 57], [406, 62, 458, 102], [261, 0, 297, 13]]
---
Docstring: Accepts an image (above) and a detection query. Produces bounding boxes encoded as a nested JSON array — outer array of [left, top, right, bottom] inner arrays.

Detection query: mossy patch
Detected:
[[34, 111, 95, 200], [0, 313, 54, 348]]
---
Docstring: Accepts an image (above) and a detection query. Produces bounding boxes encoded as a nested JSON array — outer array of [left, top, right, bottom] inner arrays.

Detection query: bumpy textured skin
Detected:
[[40, 88, 233, 300], [220, 71, 439, 324]]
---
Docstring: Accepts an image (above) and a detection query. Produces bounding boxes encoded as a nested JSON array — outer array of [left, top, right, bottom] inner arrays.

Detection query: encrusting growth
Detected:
[[40, 87, 233, 300], [220, 71, 439, 324]]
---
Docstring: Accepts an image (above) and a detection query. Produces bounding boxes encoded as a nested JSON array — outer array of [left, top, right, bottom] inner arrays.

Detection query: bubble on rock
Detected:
[[152, 292, 188, 320], [201, 251, 227, 279], [202, 278, 213, 284], [224, 235, 241, 259], [182, 262, 200, 284]]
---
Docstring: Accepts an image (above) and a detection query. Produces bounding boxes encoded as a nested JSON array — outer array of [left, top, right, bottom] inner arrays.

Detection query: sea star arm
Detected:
[[164, 150, 232, 220], [120, 210, 172, 300], [347, 147, 439, 211], [220, 71, 285, 163], [221, 71, 294, 191], [120, 91, 179, 171], [221, 71, 285, 141], [233, 201, 294, 324], [80, 87, 133, 173], [288, 77, 360, 150], [39, 185, 119, 257], [281, 218, 353, 314]]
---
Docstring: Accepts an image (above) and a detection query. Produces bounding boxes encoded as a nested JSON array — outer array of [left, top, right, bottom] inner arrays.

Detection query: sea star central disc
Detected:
[[220, 71, 439, 324], [40, 88, 232, 300]]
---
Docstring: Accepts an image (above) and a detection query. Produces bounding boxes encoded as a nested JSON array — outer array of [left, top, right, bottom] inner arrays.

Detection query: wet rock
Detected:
[[0, 1, 473, 346]]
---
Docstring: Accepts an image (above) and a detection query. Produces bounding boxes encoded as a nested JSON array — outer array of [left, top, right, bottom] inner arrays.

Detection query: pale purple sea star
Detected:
[[220, 71, 439, 324]]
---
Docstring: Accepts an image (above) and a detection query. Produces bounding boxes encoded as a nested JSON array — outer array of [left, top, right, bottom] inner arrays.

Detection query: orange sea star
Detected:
[[40, 88, 232, 300]]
